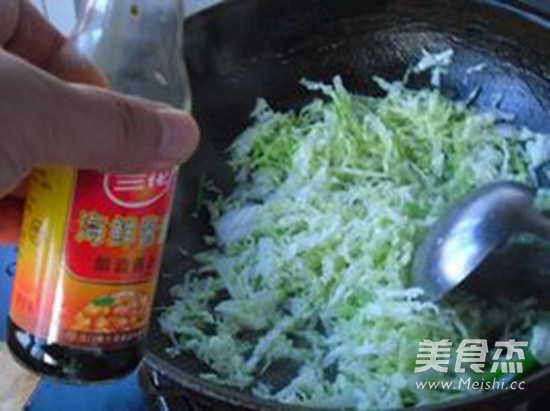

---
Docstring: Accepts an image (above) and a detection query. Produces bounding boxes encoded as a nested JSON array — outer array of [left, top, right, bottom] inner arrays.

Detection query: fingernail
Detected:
[[158, 109, 200, 163]]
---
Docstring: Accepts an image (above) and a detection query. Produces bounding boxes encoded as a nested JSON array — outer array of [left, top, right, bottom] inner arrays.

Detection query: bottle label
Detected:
[[10, 167, 176, 349]]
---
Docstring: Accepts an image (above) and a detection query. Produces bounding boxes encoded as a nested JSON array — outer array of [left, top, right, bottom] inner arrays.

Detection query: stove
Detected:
[[138, 364, 550, 411]]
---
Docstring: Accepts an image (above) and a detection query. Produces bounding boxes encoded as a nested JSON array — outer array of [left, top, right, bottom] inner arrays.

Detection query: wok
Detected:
[[145, 0, 550, 409]]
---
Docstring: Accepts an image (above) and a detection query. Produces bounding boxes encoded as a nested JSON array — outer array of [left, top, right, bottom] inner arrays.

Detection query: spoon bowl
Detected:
[[412, 181, 550, 300]]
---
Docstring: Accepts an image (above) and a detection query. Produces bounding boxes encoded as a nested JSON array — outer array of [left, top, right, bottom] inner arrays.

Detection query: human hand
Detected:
[[0, 0, 200, 242]]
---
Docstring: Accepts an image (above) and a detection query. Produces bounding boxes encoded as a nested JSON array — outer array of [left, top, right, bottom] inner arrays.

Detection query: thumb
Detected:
[[0, 50, 199, 194]]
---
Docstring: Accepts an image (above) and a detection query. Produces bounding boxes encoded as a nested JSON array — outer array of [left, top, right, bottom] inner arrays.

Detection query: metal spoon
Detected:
[[412, 181, 550, 301]]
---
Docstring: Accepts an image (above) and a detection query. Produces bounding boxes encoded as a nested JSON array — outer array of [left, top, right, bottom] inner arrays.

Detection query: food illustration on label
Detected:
[[71, 291, 149, 333]]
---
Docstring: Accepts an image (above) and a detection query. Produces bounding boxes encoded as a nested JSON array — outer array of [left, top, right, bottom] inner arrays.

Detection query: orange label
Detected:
[[10, 167, 176, 349]]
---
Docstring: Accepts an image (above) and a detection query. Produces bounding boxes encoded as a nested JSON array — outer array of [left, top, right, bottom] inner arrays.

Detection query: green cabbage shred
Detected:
[[160, 51, 550, 409]]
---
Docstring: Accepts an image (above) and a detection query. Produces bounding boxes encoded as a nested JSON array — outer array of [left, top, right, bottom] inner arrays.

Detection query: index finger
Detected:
[[1, 0, 106, 86]]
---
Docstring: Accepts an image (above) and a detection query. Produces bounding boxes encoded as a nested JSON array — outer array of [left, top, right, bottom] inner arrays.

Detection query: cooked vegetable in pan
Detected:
[[161, 51, 550, 409]]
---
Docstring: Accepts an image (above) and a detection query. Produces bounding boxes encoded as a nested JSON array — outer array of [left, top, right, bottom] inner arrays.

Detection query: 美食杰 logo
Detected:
[[414, 339, 528, 391]]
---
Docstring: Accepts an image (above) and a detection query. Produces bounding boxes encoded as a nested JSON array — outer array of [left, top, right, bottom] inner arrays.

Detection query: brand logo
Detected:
[[103, 170, 174, 209]]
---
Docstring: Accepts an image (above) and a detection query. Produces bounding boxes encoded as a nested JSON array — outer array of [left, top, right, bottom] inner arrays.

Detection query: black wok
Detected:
[[145, 0, 550, 409]]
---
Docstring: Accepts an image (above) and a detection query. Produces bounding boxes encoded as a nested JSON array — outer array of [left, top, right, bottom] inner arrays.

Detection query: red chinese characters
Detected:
[[65, 170, 176, 284]]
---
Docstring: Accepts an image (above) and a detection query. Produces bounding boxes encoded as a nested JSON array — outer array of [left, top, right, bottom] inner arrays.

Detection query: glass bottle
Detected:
[[7, 0, 190, 382]]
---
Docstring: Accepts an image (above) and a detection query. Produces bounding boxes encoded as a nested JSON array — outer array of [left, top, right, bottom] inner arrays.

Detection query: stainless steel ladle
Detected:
[[413, 181, 550, 300]]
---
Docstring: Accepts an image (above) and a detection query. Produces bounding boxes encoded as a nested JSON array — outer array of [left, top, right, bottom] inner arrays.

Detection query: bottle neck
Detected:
[[73, 0, 189, 108], [77, 0, 186, 34]]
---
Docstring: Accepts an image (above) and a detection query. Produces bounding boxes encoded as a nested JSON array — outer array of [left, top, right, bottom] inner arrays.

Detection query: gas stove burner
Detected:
[[140, 364, 246, 411], [139, 361, 550, 411], [139, 365, 198, 411]]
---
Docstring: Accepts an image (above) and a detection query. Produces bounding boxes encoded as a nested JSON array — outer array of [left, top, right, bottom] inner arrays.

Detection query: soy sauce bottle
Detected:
[[7, 0, 190, 382]]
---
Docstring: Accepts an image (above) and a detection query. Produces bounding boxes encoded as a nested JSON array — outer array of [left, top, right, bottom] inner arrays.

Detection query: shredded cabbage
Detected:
[[160, 52, 550, 409]]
